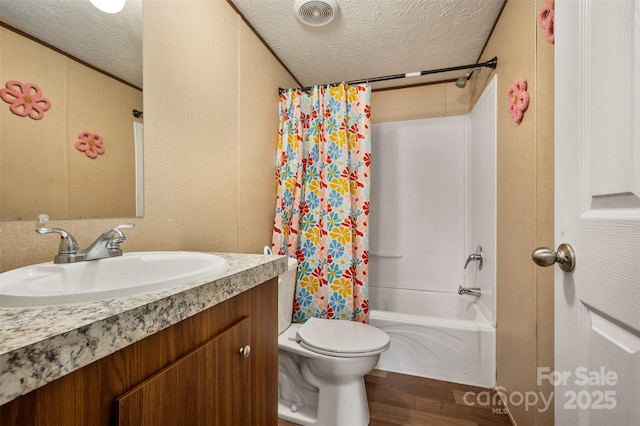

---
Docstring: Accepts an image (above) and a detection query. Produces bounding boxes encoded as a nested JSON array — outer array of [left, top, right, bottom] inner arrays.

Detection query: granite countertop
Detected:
[[0, 253, 287, 406]]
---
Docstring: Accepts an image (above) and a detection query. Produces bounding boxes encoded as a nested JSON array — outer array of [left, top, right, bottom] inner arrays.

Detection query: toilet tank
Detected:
[[278, 257, 298, 335]]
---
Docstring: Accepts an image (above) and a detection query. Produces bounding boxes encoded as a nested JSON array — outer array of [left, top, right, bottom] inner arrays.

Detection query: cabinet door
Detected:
[[115, 317, 251, 426]]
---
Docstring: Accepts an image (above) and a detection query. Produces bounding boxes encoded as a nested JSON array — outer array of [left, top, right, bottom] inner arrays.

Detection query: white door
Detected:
[[553, 0, 640, 425]]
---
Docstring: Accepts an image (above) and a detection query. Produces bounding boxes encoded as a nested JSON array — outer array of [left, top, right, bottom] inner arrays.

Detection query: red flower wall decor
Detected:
[[507, 79, 530, 124], [539, 0, 555, 44], [75, 131, 105, 159], [0, 80, 51, 120]]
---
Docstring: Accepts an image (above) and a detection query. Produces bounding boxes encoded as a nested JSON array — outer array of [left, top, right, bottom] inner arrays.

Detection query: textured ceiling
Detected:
[[1, 0, 504, 92], [0, 0, 142, 88], [231, 0, 505, 90]]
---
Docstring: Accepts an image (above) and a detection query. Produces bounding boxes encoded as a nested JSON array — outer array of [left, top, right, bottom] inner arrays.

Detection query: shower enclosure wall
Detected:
[[369, 76, 497, 388]]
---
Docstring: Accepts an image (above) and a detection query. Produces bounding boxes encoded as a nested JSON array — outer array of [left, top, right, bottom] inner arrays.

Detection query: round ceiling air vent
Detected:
[[294, 0, 339, 27]]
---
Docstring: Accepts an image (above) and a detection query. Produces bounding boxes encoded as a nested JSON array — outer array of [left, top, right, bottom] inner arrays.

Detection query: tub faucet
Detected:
[[81, 224, 134, 261], [458, 286, 481, 297], [464, 245, 483, 270]]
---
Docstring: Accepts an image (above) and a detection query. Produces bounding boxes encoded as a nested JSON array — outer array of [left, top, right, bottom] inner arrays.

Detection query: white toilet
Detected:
[[277, 257, 390, 426]]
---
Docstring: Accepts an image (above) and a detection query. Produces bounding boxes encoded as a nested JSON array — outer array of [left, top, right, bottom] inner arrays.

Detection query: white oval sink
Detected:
[[0, 252, 227, 307]]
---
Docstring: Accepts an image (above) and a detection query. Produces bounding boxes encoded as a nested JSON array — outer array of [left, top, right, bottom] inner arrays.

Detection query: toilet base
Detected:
[[277, 374, 371, 426], [278, 399, 318, 426], [278, 334, 374, 426]]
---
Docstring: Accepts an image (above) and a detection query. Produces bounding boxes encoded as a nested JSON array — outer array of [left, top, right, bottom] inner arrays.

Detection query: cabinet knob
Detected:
[[239, 345, 251, 358]]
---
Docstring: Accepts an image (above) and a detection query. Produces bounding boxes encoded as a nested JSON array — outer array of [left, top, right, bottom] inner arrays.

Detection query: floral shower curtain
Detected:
[[272, 83, 371, 323]]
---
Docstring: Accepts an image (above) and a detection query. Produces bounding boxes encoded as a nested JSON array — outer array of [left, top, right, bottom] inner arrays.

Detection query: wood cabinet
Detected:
[[116, 317, 251, 426], [0, 278, 277, 426]]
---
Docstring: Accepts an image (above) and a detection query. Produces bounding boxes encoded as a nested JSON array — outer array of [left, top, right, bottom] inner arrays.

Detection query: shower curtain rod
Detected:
[[278, 56, 498, 94]]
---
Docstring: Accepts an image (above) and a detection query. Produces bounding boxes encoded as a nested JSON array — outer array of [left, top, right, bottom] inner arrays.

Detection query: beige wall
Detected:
[[476, 1, 555, 425], [534, 0, 555, 421], [0, 0, 296, 272], [371, 82, 471, 122], [0, 27, 142, 220]]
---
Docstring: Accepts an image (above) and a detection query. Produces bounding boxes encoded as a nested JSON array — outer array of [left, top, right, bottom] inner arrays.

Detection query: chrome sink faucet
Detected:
[[35, 216, 134, 264], [81, 224, 134, 261]]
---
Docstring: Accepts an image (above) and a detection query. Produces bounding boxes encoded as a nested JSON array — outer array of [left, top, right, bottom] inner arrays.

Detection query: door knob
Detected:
[[531, 243, 576, 272]]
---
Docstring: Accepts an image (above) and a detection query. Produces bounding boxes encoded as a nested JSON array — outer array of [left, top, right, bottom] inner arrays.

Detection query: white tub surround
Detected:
[[370, 288, 495, 388], [370, 116, 466, 293], [0, 253, 288, 406], [367, 80, 497, 389], [465, 75, 497, 326]]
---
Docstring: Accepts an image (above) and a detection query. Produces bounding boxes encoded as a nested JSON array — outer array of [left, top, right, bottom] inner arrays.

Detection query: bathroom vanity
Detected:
[[0, 253, 287, 425]]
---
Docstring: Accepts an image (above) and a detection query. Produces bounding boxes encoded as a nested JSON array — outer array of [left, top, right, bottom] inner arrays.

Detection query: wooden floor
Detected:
[[278, 369, 513, 426]]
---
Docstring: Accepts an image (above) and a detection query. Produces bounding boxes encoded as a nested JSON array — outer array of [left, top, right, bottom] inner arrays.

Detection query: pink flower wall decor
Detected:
[[0, 80, 51, 120], [539, 0, 555, 44], [75, 131, 105, 159], [507, 79, 530, 124]]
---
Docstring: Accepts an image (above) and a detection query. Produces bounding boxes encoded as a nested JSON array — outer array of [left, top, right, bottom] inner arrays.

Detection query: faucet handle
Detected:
[[114, 224, 135, 230], [104, 224, 135, 238], [35, 226, 86, 263], [464, 245, 483, 270], [110, 224, 134, 237], [35, 227, 80, 254], [105, 224, 134, 250]]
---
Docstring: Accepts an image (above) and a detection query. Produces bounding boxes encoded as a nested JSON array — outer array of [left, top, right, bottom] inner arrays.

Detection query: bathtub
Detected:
[[369, 287, 495, 388]]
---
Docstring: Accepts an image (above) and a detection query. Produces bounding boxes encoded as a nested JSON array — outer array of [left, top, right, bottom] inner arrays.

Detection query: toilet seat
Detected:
[[296, 317, 390, 358]]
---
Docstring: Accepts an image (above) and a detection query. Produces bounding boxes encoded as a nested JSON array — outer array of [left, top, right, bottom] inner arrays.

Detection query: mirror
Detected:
[[0, 0, 143, 220]]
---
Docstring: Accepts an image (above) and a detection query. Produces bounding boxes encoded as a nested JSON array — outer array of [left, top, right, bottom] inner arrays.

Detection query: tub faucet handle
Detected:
[[464, 245, 483, 270]]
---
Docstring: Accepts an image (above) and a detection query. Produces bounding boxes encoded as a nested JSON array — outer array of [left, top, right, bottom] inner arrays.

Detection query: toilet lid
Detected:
[[296, 317, 390, 358]]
